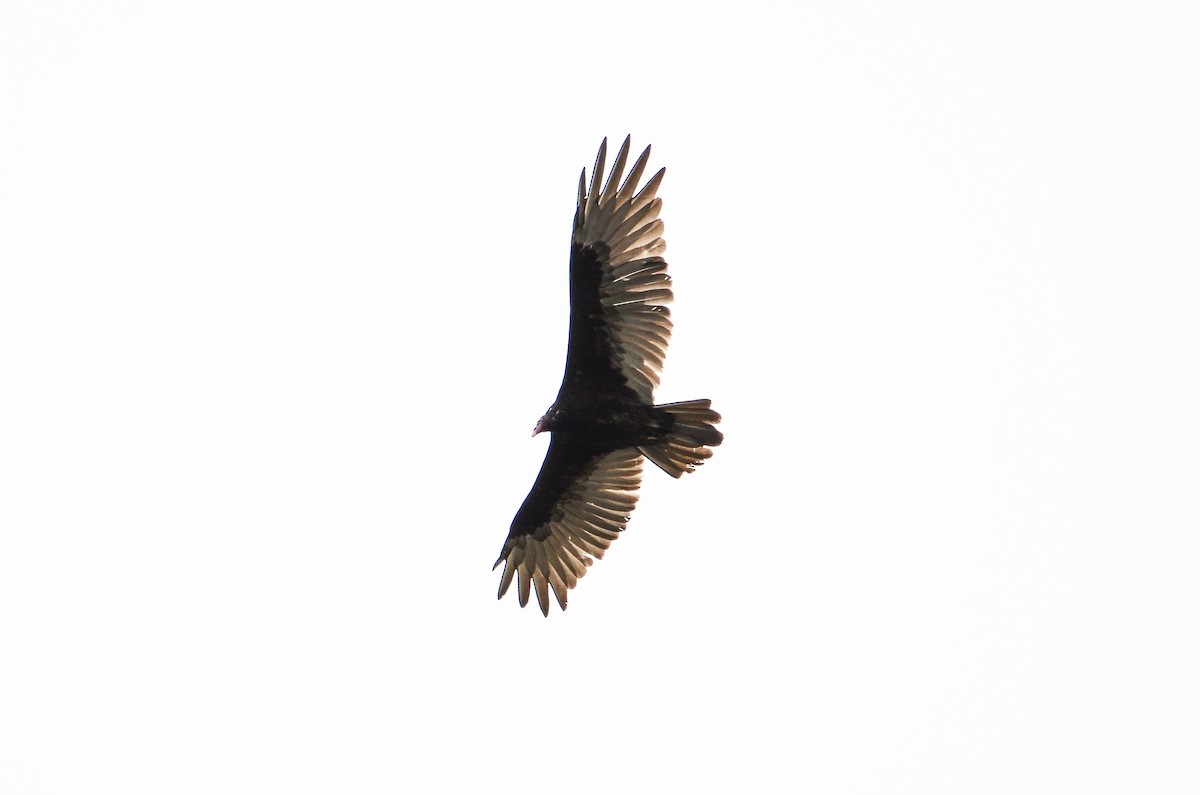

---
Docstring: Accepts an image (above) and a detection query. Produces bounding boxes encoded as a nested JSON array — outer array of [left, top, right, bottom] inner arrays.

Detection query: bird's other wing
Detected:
[[561, 136, 673, 403], [495, 438, 644, 615]]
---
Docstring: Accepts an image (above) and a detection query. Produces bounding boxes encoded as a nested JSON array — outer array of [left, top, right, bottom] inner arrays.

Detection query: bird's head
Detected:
[[532, 406, 558, 436]]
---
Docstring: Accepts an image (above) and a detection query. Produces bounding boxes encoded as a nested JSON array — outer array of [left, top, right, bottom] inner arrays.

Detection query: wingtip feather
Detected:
[[600, 135, 632, 205], [617, 145, 652, 203], [585, 138, 607, 214]]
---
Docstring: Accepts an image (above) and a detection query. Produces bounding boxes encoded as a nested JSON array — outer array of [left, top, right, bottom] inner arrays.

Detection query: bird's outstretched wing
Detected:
[[560, 136, 674, 403], [495, 439, 643, 615]]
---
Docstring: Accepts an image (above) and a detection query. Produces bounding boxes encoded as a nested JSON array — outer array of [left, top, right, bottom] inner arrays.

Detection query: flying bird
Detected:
[[494, 136, 723, 615]]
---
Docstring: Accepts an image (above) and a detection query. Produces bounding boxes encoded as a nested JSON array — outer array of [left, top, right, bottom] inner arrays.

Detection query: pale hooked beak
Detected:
[[532, 416, 547, 437]]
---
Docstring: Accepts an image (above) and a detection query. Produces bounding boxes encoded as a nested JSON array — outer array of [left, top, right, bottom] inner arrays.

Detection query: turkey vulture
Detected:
[[494, 136, 723, 615]]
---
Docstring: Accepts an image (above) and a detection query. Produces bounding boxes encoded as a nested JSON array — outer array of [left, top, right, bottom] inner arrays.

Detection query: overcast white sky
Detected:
[[2, 1, 1198, 792]]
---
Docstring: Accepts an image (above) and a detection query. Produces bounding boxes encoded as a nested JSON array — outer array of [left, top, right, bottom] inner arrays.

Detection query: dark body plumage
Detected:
[[494, 137, 723, 615]]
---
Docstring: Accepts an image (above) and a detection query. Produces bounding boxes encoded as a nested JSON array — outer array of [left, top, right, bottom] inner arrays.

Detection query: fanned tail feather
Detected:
[[640, 399, 723, 478]]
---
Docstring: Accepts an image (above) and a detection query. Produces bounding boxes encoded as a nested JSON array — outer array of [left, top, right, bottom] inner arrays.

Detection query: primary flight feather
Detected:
[[494, 136, 723, 615]]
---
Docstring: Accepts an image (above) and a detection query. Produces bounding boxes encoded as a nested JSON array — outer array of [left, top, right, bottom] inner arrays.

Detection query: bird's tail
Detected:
[[640, 399, 724, 478]]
